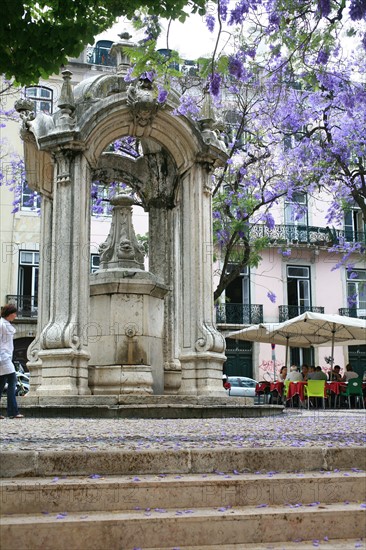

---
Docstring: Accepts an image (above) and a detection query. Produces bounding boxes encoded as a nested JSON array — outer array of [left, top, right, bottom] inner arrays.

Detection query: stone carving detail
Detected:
[[127, 76, 158, 128], [125, 323, 138, 338], [198, 90, 227, 152], [14, 98, 36, 135], [27, 336, 40, 362], [195, 322, 225, 354], [98, 194, 145, 270], [99, 219, 115, 264], [55, 151, 72, 185]]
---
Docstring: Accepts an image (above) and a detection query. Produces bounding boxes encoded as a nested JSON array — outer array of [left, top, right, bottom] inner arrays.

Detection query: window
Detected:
[[284, 192, 308, 225], [18, 251, 39, 313], [25, 86, 53, 114], [225, 264, 250, 305], [91, 254, 100, 273], [287, 265, 311, 310], [21, 180, 41, 210], [344, 207, 365, 243], [347, 270, 366, 317]]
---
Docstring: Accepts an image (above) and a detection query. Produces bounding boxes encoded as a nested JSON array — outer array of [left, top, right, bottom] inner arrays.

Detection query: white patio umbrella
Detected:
[[266, 312, 366, 376], [226, 312, 366, 375], [226, 323, 312, 373]]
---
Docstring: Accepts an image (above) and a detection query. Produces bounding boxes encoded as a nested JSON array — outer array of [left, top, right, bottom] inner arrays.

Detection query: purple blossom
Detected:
[[268, 12, 280, 27], [157, 88, 168, 104], [228, 54, 245, 80], [267, 291, 277, 304], [174, 94, 200, 118], [140, 70, 156, 83], [218, 0, 230, 20], [229, 0, 250, 25], [316, 49, 330, 65], [318, 0, 331, 17], [209, 73, 221, 97], [263, 213, 275, 230], [349, 0, 366, 20], [205, 14, 216, 32]]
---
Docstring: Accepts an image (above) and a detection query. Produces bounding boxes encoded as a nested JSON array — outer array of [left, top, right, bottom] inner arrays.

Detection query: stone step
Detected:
[[1, 503, 364, 550], [1, 471, 365, 515], [1, 446, 365, 478], [149, 542, 365, 550]]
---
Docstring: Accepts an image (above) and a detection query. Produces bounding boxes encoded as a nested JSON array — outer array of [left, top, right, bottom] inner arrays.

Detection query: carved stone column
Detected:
[[149, 206, 182, 394], [177, 163, 226, 395], [36, 150, 91, 395]]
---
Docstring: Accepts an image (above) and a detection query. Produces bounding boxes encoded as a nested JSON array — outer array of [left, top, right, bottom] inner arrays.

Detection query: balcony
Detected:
[[279, 305, 324, 322], [86, 46, 117, 67], [6, 295, 38, 318], [215, 303, 263, 325], [339, 308, 366, 320], [249, 224, 365, 247]]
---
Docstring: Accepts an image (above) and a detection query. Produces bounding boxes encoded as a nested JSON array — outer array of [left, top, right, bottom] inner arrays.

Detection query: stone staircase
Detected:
[[1, 450, 365, 550]]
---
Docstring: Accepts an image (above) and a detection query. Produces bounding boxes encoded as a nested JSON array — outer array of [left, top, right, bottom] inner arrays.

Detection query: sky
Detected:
[[95, 12, 220, 60]]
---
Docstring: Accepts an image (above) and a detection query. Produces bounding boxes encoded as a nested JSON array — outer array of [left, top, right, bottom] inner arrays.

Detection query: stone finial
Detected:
[[110, 31, 136, 75], [98, 194, 145, 271], [198, 89, 227, 152], [57, 70, 75, 130], [199, 88, 215, 126], [58, 70, 75, 111]]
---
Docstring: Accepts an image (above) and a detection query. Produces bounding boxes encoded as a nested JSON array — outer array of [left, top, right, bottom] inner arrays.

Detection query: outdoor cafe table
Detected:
[[270, 381, 284, 396], [286, 381, 308, 404]]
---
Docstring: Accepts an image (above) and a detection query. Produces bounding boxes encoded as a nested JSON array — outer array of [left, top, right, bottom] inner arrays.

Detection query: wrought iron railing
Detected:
[[249, 224, 365, 246], [279, 305, 324, 322], [215, 303, 263, 325], [339, 308, 366, 320], [86, 46, 117, 67], [6, 295, 38, 318]]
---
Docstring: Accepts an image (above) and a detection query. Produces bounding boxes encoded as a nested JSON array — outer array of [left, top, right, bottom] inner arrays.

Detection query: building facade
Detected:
[[1, 36, 365, 385]]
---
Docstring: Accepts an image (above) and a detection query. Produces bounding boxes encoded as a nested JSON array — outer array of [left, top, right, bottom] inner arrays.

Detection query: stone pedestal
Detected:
[[89, 364, 154, 395], [88, 270, 168, 395], [36, 349, 90, 395]]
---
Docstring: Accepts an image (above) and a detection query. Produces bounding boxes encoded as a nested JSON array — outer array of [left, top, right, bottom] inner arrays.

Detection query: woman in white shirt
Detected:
[[0, 304, 24, 418]]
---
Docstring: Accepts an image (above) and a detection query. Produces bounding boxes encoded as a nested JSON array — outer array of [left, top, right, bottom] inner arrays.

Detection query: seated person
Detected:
[[286, 365, 303, 382], [342, 363, 359, 381], [329, 365, 342, 381], [307, 366, 316, 380], [312, 366, 328, 380], [278, 366, 287, 382], [301, 364, 309, 381]]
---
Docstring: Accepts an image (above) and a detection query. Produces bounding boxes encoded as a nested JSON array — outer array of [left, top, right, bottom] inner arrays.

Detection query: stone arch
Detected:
[[80, 98, 206, 175]]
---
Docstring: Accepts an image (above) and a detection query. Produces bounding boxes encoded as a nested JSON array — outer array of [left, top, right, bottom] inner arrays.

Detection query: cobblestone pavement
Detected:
[[0, 410, 365, 453]]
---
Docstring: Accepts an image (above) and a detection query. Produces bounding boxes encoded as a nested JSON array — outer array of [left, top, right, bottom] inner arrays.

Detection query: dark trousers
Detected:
[[0, 372, 19, 417]]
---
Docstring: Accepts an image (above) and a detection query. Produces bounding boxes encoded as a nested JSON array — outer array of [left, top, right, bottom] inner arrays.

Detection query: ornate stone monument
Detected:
[[88, 194, 168, 395], [18, 35, 228, 397]]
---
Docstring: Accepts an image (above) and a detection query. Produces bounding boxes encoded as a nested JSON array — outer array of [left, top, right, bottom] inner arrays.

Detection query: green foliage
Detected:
[[136, 233, 149, 256], [0, 0, 206, 85]]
